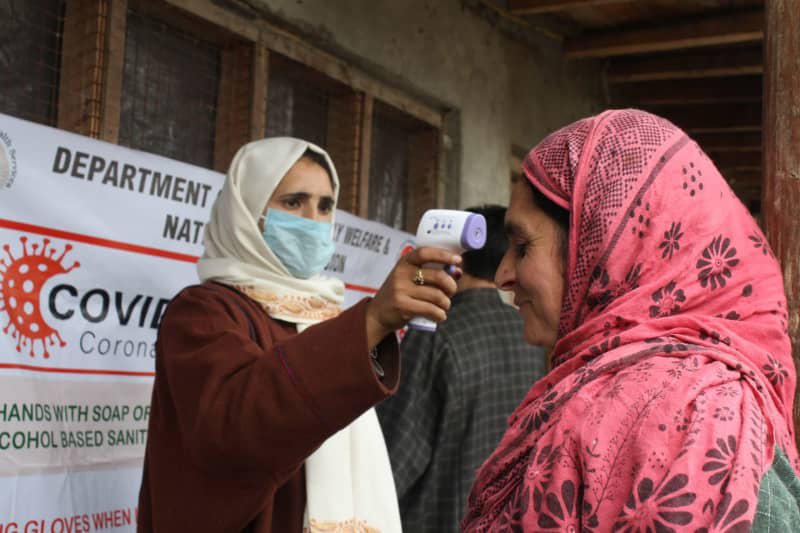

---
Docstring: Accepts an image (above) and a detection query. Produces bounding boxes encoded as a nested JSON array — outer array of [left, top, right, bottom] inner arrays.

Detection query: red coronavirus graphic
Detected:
[[0, 236, 80, 358]]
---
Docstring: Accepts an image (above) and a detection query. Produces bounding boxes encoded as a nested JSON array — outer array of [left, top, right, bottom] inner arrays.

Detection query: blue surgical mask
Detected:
[[261, 208, 335, 279]]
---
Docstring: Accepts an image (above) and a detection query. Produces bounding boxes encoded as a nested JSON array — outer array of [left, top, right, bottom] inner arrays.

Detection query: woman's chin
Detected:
[[522, 320, 557, 350], [523, 328, 548, 349]]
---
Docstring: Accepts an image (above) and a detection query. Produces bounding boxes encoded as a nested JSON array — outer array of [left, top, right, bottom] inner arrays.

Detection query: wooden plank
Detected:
[[657, 104, 761, 133], [214, 42, 254, 172], [707, 149, 761, 171], [58, 0, 108, 138], [607, 47, 763, 83], [164, 0, 443, 128], [326, 92, 364, 215], [129, 0, 248, 44], [406, 127, 440, 232], [566, 10, 764, 58], [157, 0, 258, 41], [762, 0, 800, 408], [470, 0, 563, 42], [99, 0, 127, 143], [508, 0, 628, 15], [692, 132, 761, 152], [358, 95, 374, 219], [250, 44, 269, 140], [725, 168, 762, 183], [612, 76, 762, 105]]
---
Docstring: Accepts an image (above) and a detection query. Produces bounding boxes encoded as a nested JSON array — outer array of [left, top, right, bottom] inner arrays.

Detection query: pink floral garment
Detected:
[[463, 109, 798, 532]]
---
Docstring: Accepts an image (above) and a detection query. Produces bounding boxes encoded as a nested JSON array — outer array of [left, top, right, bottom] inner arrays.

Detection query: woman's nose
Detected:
[[310, 208, 328, 222], [301, 204, 321, 221], [495, 252, 515, 291]]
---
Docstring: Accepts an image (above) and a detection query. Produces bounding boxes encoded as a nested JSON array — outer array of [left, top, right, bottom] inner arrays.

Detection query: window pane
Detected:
[[369, 111, 409, 230], [0, 0, 63, 126], [119, 10, 219, 168], [265, 64, 329, 149]]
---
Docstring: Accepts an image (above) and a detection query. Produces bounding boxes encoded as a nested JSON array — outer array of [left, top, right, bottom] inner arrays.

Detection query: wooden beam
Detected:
[[693, 132, 761, 152], [725, 168, 762, 183], [612, 76, 762, 105], [164, 0, 443, 129], [326, 92, 365, 215], [611, 76, 761, 106], [657, 104, 761, 134], [250, 44, 269, 140], [707, 149, 761, 171], [406, 127, 440, 232], [358, 95, 374, 219], [99, 0, 127, 143], [762, 0, 800, 405], [214, 42, 254, 172], [566, 11, 764, 58], [157, 0, 258, 40], [720, 170, 762, 184], [607, 48, 762, 83], [508, 0, 626, 15], [58, 0, 110, 138]]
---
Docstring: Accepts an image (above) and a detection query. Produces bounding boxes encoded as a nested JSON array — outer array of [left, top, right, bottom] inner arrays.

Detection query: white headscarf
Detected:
[[198, 138, 402, 533], [198, 137, 344, 324]]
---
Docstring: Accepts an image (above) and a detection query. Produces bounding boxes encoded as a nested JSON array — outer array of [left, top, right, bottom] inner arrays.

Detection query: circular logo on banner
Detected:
[[0, 128, 17, 189], [397, 239, 416, 259], [0, 236, 80, 358]]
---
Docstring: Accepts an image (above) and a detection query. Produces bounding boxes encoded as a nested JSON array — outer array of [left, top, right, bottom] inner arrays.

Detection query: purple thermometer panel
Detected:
[[460, 213, 487, 250]]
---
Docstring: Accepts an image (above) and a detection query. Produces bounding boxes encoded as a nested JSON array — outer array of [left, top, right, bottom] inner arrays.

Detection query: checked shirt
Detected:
[[377, 288, 547, 533]]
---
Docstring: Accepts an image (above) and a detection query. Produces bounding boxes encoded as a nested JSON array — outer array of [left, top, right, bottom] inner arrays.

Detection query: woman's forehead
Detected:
[[507, 181, 560, 233], [276, 158, 334, 194]]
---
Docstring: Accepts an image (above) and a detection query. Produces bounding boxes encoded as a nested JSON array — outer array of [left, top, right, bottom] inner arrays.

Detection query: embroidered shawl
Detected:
[[463, 109, 798, 532]]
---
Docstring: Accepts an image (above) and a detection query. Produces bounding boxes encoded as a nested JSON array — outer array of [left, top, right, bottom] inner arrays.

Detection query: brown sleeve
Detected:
[[156, 286, 399, 484]]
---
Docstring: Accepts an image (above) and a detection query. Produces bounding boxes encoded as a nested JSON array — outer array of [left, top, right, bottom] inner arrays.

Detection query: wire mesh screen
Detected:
[[118, 9, 220, 168], [265, 56, 329, 149], [0, 0, 64, 126], [369, 110, 410, 230]]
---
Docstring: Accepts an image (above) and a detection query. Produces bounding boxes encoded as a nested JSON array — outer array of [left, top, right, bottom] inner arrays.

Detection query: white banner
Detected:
[[0, 113, 414, 530]]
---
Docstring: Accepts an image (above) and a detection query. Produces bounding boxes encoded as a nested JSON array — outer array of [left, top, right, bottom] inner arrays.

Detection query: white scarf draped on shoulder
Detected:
[[197, 137, 402, 533]]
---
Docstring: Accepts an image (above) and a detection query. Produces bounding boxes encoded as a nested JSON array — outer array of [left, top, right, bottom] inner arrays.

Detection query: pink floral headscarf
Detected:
[[463, 109, 798, 532]]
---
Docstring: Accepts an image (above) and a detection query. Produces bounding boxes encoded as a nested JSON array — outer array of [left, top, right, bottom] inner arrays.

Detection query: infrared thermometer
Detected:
[[408, 209, 486, 332]]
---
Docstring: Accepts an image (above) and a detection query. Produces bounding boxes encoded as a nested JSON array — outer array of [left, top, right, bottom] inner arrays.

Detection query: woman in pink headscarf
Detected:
[[463, 109, 800, 532]]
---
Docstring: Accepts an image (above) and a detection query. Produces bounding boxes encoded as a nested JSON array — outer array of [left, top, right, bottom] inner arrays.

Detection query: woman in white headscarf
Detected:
[[137, 138, 459, 533]]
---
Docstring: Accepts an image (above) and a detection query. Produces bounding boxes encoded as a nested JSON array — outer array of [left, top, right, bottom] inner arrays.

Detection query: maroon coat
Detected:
[[138, 282, 399, 532]]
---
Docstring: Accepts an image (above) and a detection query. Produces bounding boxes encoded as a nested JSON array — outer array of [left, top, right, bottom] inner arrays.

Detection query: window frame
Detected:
[[50, 0, 446, 231]]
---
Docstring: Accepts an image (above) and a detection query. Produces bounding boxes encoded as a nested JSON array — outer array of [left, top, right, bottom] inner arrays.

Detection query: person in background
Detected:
[[377, 204, 547, 533], [137, 137, 462, 533], [463, 109, 800, 531]]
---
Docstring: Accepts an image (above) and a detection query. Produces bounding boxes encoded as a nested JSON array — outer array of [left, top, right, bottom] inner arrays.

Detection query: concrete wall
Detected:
[[248, 0, 607, 208]]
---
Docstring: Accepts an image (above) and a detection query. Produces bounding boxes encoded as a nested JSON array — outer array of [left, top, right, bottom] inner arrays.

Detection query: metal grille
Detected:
[[266, 56, 330, 149], [118, 9, 220, 168], [0, 0, 64, 126], [369, 110, 409, 230]]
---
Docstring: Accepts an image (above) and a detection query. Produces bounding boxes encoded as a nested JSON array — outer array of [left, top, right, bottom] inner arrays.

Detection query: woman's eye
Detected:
[[284, 198, 301, 208], [515, 242, 528, 258]]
